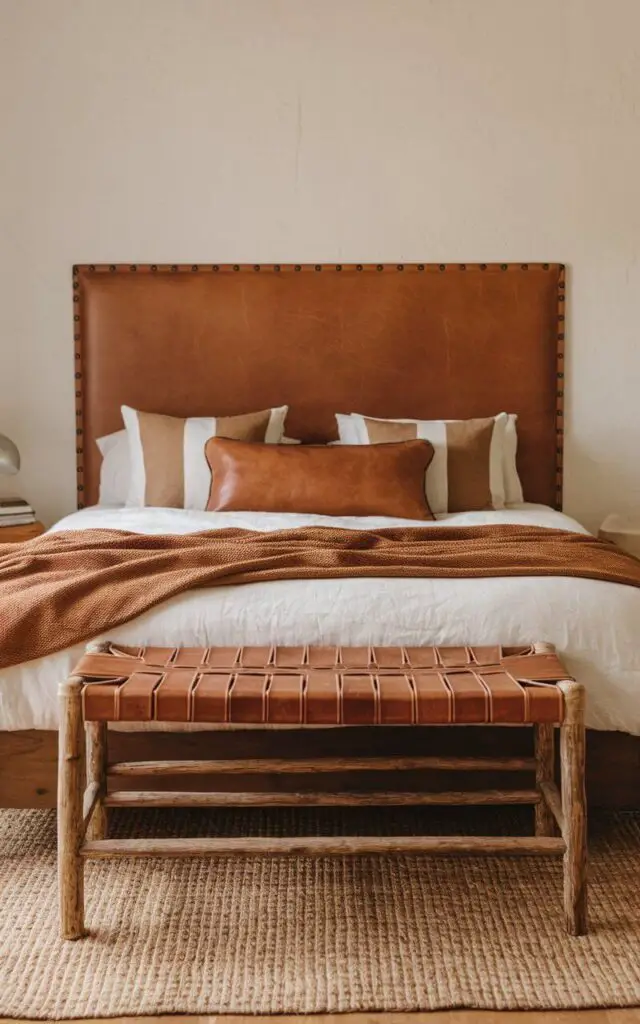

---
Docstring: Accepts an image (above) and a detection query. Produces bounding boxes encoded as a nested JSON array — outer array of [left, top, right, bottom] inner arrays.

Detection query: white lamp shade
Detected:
[[0, 433, 20, 475]]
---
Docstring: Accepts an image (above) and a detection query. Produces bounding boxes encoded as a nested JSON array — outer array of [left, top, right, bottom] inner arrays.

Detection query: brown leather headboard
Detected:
[[73, 262, 565, 509]]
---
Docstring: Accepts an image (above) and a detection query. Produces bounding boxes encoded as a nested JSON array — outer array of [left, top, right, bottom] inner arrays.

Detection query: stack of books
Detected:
[[0, 497, 36, 527]]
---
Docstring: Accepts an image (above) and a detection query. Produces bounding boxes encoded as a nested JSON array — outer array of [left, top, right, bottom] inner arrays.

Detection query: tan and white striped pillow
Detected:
[[122, 405, 288, 509], [336, 412, 508, 514]]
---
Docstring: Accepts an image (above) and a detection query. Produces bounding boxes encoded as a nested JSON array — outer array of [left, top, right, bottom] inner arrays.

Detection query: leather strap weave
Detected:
[[76, 643, 569, 725]]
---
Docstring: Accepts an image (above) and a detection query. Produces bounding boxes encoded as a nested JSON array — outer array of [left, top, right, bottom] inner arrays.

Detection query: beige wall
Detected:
[[1, 0, 639, 530]]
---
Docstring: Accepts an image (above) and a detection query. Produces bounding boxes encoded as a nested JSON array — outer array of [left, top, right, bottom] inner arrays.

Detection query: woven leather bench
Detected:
[[58, 640, 587, 939]]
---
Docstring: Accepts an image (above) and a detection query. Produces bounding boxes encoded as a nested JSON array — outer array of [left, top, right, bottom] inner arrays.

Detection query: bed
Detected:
[[1, 262, 638, 807]]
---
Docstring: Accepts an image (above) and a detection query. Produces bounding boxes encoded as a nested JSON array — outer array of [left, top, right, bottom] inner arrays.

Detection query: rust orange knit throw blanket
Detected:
[[1, 524, 639, 670]]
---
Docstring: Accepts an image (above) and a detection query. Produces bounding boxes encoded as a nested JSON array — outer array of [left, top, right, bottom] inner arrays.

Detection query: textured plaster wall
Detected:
[[1, 0, 639, 530]]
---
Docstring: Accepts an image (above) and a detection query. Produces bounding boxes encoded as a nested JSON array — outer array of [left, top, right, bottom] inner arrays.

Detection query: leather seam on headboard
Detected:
[[72, 262, 566, 510]]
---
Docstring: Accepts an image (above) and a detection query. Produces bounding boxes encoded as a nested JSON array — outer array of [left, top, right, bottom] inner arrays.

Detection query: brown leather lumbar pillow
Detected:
[[205, 437, 435, 519]]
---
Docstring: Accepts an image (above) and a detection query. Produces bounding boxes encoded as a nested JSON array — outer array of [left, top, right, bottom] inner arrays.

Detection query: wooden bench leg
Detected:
[[534, 723, 556, 836], [86, 722, 108, 841], [58, 676, 85, 940], [559, 681, 587, 936]]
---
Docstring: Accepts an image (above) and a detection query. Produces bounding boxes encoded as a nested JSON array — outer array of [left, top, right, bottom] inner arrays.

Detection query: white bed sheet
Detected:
[[1, 504, 638, 734]]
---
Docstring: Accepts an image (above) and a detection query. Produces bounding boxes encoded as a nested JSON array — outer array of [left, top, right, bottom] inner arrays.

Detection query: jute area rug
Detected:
[[1, 807, 639, 1018]]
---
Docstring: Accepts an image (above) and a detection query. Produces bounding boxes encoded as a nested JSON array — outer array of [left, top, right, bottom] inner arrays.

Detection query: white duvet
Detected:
[[1, 504, 638, 734]]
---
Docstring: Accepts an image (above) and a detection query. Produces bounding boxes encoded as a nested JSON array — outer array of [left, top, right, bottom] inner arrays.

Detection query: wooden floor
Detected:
[[3, 1012, 639, 1023]]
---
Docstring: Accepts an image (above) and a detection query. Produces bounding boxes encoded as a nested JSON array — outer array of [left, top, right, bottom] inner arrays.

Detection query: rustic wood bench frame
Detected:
[[58, 641, 587, 940]]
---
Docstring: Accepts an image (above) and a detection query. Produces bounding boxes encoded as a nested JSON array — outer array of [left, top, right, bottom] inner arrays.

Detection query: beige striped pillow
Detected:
[[336, 412, 508, 514], [122, 405, 288, 509]]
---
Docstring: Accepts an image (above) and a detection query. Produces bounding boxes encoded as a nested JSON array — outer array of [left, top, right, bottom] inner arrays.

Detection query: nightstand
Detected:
[[0, 521, 45, 543], [598, 514, 640, 559]]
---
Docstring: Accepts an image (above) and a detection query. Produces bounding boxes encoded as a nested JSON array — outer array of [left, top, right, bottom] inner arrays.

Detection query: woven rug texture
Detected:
[[1, 807, 639, 1018]]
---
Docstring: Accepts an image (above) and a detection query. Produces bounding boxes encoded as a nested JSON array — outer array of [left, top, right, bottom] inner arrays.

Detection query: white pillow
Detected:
[[122, 404, 288, 509], [96, 430, 130, 506], [335, 414, 361, 446], [336, 412, 524, 506]]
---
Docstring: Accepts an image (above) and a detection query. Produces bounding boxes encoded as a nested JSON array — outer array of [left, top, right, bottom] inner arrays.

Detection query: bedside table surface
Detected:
[[599, 514, 640, 559], [0, 521, 46, 543], [600, 513, 640, 535]]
